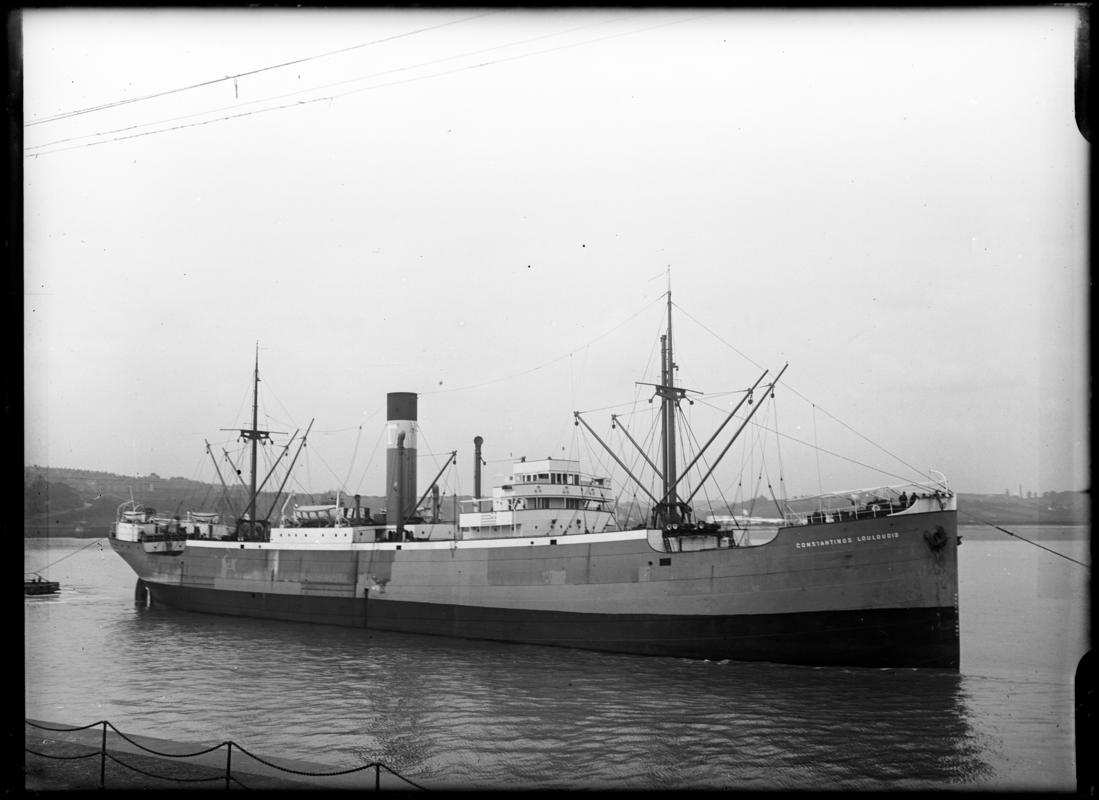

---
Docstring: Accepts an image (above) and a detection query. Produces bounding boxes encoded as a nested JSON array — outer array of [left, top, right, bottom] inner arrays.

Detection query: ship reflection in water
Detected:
[[98, 603, 989, 790]]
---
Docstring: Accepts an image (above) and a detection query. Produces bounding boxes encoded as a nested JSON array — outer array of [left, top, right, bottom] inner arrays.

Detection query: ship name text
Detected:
[[796, 531, 900, 549]]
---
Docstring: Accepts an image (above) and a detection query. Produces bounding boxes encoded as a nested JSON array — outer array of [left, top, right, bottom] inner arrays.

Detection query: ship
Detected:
[[110, 293, 959, 669]]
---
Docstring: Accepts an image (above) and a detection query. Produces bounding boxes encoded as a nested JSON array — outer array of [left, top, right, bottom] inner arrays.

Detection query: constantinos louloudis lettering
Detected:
[[796, 531, 901, 549]]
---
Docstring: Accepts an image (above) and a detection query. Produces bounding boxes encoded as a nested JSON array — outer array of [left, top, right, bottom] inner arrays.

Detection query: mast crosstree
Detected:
[[576, 289, 787, 531], [217, 343, 286, 539]]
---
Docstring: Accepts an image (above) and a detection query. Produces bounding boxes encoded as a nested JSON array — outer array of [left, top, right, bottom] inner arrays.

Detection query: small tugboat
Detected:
[[24, 573, 60, 596]]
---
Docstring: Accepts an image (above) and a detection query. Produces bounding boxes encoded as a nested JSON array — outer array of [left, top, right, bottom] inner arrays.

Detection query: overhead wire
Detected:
[[26, 10, 502, 127], [27, 12, 618, 154], [26, 10, 719, 157]]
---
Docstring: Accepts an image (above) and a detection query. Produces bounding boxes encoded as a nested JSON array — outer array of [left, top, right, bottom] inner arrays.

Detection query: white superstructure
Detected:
[[458, 457, 618, 539]]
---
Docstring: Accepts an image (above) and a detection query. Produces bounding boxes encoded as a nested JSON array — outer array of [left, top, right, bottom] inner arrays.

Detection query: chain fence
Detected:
[[25, 718, 429, 790]]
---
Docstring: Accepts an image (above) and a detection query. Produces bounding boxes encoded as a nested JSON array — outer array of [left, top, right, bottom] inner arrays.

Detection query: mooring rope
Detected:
[[27, 536, 105, 575], [986, 523, 1090, 569], [958, 512, 1090, 569]]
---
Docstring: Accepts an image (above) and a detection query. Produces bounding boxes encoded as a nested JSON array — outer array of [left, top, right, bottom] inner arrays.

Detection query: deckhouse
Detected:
[[458, 457, 618, 539]]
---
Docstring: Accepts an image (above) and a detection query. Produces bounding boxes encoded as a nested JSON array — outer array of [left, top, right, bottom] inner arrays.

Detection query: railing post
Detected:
[[376, 762, 381, 791], [225, 741, 233, 790], [100, 721, 107, 789]]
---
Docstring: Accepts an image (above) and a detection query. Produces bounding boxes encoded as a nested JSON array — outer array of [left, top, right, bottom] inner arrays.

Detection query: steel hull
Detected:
[[111, 510, 959, 668]]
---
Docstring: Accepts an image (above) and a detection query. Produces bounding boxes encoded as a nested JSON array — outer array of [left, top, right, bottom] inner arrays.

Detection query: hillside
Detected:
[[23, 466, 1090, 537], [951, 491, 1090, 526], [707, 490, 1090, 526], [23, 466, 388, 538]]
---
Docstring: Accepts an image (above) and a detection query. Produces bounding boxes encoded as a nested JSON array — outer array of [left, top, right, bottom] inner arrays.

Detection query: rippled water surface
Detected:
[[25, 525, 1090, 790]]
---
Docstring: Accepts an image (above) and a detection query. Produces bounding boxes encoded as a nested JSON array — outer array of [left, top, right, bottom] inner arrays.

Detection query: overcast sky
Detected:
[[22, 7, 1088, 507]]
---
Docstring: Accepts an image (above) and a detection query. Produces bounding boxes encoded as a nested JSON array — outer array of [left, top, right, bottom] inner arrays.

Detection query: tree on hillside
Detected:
[[24, 475, 48, 516], [24, 476, 84, 517]]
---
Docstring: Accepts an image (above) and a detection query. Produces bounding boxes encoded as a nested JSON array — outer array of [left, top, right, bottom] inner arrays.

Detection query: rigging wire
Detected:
[[310, 444, 350, 496], [679, 405, 728, 519], [672, 301, 765, 372], [223, 448, 245, 489], [771, 396, 787, 508], [303, 445, 316, 501], [691, 395, 932, 493], [599, 303, 670, 518], [341, 426, 364, 492], [812, 404, 824, 511], [674, 400, 697, 507], [748, 426, 768, 518], [226, 375, 254, 441], [352, 425, 384, 497], [176, 447, 211, 514], [262, 391, 295, 430], [577, 399, 662, 417], [586, 428, 625, 525], [416, 425, 450, 509], [196, 479, 213, 513], [793, 392, 930, 482], [251, 371, 356, 495], [610, 403, 660, 508], [422, 293, 665, 397], [673, 301, 934, 483]]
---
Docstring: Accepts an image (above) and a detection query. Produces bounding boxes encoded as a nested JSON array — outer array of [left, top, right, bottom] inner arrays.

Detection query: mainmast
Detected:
[[249, 347, 260, 517], [654, 289, 689, 527], [664, 292, 677, 516], [574, 284, 784, 532]]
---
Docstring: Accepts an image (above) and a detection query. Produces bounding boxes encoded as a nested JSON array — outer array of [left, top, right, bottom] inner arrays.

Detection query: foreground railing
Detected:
[[25, 719, 428, 790]]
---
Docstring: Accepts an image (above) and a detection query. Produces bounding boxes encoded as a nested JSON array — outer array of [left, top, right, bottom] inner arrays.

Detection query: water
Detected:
[[24, 525, 1090, 790]]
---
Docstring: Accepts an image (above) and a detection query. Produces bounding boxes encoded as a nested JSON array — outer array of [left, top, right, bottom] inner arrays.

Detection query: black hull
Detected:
[[146, 582, 959, 669]]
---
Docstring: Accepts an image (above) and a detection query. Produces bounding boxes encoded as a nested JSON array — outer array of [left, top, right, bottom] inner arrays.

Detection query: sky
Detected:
[[22, 7, 1089, 508]]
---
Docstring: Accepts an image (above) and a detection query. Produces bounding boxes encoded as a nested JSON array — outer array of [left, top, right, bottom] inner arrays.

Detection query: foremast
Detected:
[[218, 344, 281, 540]]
